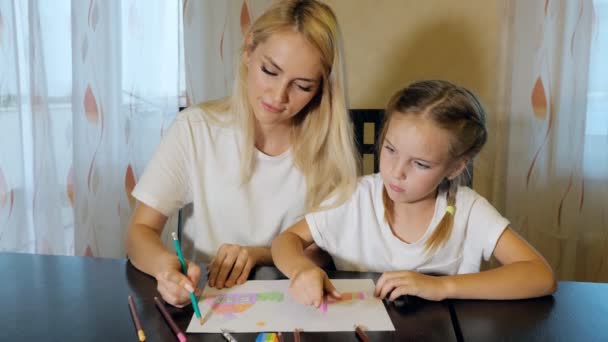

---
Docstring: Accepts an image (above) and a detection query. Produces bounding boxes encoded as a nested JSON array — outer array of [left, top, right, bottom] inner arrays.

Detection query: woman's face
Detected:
[[244, 30, 324, 129]]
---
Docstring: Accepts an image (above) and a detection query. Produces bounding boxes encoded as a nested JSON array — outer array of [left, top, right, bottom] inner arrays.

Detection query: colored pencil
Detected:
[[355, 325, 369, 342], [294, 328, 301, 342], [154, 296, 187, 342], [171, 232, 203, 324], [127, 295, 146, 341]]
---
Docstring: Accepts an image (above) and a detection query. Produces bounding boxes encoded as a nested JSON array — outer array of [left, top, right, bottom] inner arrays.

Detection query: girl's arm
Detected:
[[271, 219, 317, 279], [272, 219, 341, 307], [442, 227, 557, 300], [375, 227, 557, 301]]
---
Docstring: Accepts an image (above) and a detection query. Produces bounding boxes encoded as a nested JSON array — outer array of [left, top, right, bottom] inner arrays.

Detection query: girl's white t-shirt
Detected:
[[132, 105, 307, 263], [306, 173, 509, 275]]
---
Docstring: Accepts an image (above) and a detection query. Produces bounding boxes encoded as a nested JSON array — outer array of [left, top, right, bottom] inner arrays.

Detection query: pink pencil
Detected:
[[154, 297, 187, 342]]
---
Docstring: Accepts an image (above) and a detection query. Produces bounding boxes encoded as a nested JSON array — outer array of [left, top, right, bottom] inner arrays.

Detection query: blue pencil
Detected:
[[172, 232, 203, 324]]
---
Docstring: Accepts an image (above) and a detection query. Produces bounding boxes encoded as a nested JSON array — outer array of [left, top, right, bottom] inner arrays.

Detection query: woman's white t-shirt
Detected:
[[132, 105, 307, 263], [306, 173, 509, 275]]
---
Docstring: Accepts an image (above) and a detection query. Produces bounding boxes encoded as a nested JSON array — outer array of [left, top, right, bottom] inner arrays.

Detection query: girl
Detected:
[[272, 80, 556, 307], [125, 0, 359, 307]]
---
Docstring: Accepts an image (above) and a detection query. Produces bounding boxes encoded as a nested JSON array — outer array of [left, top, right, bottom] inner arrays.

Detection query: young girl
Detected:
[[126, 0, 359, 307], [272, 80, 556, 307]]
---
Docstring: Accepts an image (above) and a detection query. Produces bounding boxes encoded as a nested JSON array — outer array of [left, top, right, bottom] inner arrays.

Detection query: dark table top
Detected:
[[0, 253, 457, 341], [451, 281, 608, 342]]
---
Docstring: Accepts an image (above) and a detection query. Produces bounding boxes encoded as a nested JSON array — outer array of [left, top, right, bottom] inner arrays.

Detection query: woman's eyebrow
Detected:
[[263, 55, 318, 83]]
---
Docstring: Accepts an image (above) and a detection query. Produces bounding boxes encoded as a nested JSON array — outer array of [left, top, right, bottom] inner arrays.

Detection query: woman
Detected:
[[125, 0, 359, 307]]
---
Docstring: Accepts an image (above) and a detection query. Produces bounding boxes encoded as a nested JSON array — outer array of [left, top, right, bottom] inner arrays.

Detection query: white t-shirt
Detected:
[[306, 173, 509, 275], [133, 105, 307, 263]]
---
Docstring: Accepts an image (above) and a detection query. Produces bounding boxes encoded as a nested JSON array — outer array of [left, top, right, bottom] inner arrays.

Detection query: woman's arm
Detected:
[[442, 227, 557, 299], [126, 202, 201, 306]]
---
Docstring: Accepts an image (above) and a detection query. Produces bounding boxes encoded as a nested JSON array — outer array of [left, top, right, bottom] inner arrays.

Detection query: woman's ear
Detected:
[[242, 34, 254, 66]]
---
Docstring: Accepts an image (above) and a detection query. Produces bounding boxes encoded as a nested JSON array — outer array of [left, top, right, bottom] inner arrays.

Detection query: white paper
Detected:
[[186, 279, 395, 333]]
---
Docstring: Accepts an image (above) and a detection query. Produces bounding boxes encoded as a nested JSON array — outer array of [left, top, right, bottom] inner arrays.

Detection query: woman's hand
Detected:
[[208, 244, 259, 289], [155, 259, 202, 307], [289, 266, 341, 307], [374, 270, 448, 302]]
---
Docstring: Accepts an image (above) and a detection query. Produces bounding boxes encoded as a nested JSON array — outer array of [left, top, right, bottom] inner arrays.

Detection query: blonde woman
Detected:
[[125, 0, 359, 307]]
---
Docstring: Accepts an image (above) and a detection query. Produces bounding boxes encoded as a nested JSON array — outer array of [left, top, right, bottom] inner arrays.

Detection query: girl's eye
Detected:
[[261, 66, 277, 76], [415, 161, 430, 169], [384, 145, 395, 153]]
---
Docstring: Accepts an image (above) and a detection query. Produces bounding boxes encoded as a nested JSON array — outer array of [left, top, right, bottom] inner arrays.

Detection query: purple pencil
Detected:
[[154, 296, 187, 342]]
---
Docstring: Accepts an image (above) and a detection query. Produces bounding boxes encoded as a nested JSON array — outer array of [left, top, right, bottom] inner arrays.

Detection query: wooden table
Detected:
[[0, 253, 456, 341], [450, 281, 608, 342]]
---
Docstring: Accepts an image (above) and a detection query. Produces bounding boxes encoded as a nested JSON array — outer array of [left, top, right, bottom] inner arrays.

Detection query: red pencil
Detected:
[[355, 325, 369, 342], [154, 296, 187, 342]]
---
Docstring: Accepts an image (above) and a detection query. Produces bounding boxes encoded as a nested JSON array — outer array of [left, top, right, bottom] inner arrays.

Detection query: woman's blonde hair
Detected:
[[378, 80, 488, 254], [204, 0, 359, 211]]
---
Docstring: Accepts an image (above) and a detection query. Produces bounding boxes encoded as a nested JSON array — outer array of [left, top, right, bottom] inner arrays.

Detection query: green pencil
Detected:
[[172, 232, 203, 324]]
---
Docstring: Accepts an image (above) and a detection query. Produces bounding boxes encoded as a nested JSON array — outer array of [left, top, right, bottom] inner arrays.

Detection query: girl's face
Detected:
[[379, 114, 466, 206], [244, 30, 323, 128]]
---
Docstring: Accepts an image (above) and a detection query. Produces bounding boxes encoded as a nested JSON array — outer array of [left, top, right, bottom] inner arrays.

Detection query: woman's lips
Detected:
[[389, 184, 405, 193]]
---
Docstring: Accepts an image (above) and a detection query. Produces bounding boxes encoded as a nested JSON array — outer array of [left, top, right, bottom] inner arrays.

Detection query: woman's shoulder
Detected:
[[177, 98, 234, 127]]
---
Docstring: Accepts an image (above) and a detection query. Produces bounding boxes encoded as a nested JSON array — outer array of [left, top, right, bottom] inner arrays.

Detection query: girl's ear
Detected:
[[447, 158, 469, 180]]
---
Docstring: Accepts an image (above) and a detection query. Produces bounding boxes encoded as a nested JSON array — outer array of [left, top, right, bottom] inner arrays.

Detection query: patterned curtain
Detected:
[[0, 0, 182, 257], [485, 0, 608, 281]]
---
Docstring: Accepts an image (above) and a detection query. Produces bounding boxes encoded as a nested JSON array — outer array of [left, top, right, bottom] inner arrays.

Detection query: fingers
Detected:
[[236, 259, 255, 285], [224, 249, 250, 288], [156, 269, 194, 307], [208, 244, 255, 289], [186, 261, 201, 286], [207, 245, 230, 287], [323, 277, 341, 299], [375, 272, 402, 299]]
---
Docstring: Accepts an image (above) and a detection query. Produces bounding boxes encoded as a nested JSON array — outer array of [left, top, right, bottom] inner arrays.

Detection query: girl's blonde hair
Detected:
[[378, 80, 488, 254], [203, 0, 359, 211]]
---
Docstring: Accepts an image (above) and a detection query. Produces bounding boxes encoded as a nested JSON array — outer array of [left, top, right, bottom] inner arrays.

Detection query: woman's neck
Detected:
[[254, 120, 292, 156]]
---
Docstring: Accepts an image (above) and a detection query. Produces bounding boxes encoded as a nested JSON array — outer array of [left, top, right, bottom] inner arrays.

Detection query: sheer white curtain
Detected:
[[0, 0, 182, 257], [485, 0, 608, 281]]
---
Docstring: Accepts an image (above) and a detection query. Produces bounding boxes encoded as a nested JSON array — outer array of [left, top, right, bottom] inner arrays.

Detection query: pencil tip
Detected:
[[172, 232, 178, 240]]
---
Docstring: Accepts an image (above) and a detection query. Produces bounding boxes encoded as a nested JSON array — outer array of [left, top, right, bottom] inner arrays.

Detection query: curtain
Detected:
[[483, 0, 608, 281], [0, 0, 182, 257]]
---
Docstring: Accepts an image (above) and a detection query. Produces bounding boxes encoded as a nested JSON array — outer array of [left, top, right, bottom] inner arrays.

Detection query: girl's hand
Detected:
[[155, 259, 202, 307], [208, 244, 257, 289], [289, 266, 341, 307], [374, 270, 448, 302]]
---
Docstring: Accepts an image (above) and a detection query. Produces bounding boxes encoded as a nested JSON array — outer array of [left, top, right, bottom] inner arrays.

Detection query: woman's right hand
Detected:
[[155, 258, 202, 307], [288, 266, 341, 307]]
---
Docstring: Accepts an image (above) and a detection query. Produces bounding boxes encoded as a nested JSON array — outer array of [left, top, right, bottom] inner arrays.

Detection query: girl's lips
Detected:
[[389, 184, 405, 193], [261, 101, 283, 113]]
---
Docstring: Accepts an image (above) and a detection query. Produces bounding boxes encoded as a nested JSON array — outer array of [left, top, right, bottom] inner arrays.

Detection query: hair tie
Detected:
[[446, 205, 455, 215]]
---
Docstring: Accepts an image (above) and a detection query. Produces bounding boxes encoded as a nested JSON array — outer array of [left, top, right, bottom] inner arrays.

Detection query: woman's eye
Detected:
[[262, 66, 277, 76], [296, 84, 312, 92]]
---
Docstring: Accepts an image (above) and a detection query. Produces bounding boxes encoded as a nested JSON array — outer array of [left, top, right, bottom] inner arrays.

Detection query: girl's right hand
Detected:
[[155, 259, 202, 307], [288, 266, 341, 307]]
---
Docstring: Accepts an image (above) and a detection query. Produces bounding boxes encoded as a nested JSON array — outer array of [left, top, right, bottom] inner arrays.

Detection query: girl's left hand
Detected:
[[374, 270, 448, 302]]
